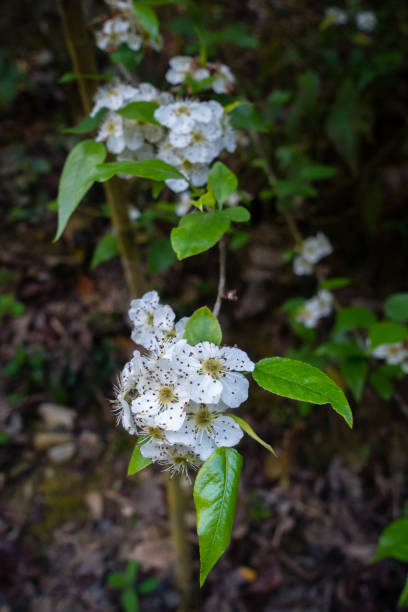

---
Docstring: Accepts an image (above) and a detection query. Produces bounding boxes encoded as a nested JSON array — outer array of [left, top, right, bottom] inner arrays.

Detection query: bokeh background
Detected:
[[1, 1, 408, 610]]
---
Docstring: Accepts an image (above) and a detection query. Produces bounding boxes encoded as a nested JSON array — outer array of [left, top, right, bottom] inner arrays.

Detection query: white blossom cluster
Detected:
[[372, 342, 408, 372], [175, 190, 241, 217], [91, 80, 237, 192], [165, 56, 235, 94], [293, 232, 333, 276], [324, 7, 377, 31], [324, 7, 348, 25], [114, 291, 254, 478], [96, 0, 162, 53], [295, 289, 334, 328]]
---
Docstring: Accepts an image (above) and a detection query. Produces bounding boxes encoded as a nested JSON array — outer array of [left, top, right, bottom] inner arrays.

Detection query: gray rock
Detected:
[[38, 403, 76, 429], [47, 442, 76, 463]]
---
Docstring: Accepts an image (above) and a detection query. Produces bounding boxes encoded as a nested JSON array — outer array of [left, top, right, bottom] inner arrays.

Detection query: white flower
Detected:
[[175, 191, 192, 216], [372, 342, 408, 365], [293, 255, 314, 276], [96, 18, 131, 51], [300, 232, 333, 265], [324, 7, 348, 25], [356, 11, 377, 32], [212, 64, 235, 94], [131, 359, 189, 431], [295, 300, 321, 328], [166, 401, 243, 460], [129, 290, 175, 350], [154, 101, 212, 134], [172, 340, 254, 408], [140, 442, 201, 479], [315, 289, 333, 317], [96, 112, 125, 153], [91, 80, 137, 116], [113, 352, 144, 434]]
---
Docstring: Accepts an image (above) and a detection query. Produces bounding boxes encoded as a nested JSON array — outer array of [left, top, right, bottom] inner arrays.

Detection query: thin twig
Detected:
[[213, 236, 227, 318]]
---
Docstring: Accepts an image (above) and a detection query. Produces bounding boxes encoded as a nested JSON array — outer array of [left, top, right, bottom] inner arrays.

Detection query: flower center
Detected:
[[146, 313, 154, 325], [159, 386, 174, 403], [164, 329, 177, 339], [106, 121, 117, 133], [194, 407, 213, 428], [202, 358, 222, 377], [191, 132, 204, 143], [176, 105, 190, 116], [147, 426, 164, 440], [108, 88, 119, 97]]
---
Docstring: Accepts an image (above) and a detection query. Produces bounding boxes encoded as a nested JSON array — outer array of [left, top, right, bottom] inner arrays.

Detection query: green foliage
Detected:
[[128, 445, 152, 475], [91, 231, 120, 270], [369, 321, 408, 349], [332, 307, 377, 337], [340, 357, 368, 402], [253, 357, 353, 427], [55, 140, 106, 240], [208, 162, 238, 207], [62, 108, 108, 135], [0, 293, 25, 319], [147, 237, 177, 275], [93, 159, 184, 183], [110, 44, 144, 70], [194, 447, 243, 586], [171, 208, 250, 260], [229, 415, 276, 456], [107, 560, 159, 612], [373, 518, 408, 563], [184, 307, 222, 346], [229, 102, 268, 132], [319, 278, 351, 290], [384, 293, 408, 323], [116, 101, 159, 123]]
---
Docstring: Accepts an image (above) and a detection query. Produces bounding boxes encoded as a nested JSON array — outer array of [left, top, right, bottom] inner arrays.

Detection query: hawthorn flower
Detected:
[[356, 11, 377, 32], [293, 255, 314, 276], [129, 290, 175, 350], [96, 18, 140, 52], [91, 80, 137, 116], [211, 64, 235, 94], [301, 232, 333, 265], [172, 341, 254, 407], [166, 401, 243, 460], [140, 442, 201, 479], [131, 360, 189, 431], [295, 300, 321, 328], [372, 342, 408, 365], [324, 7, 348, 25], [315, 289, 333, 317], [154, 100, 212, 134], [165, 56, 210, 86], [113, 353, 144, 434], [96, 112, 125, 153]]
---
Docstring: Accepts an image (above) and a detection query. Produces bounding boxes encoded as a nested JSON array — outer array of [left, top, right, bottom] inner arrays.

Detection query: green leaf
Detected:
[[369, 369, 393, 400], [132, 4, 159, 37], [369, 321, 408, 349], [125, 560, 139, 584], [116, 101, 159, 124], [194, 447, 243, 587], [398, 577, 408, 607], [94, 159, 184, 183], [62, 108, 108, 134], [58, 72, 110, 83], [384, 293, 408, 323], [208, 162, 238, 207], [253, 357, 353, 427], [340, 357, 368, 402], [121, 588, 139, 612], [147, 237, 177, 275], [137, 578, 160, 595], [184, 306, 222, 346], [373, 518, 408, 563], [319, 277, 351, 290], [332, 307, 377, 337], [221, 206, 251, 222], [274, 179, 317, 198], [229, 102, 268, 132], [229, 415, 276, 456], [55, 140, 106, 241], [298, 164, 337, 181], [90, 231, 120, 270], [171, 211, 230, 260], [108, 572, 130, 589], [317, 340, 364, 359], [110, 44, 143, 70], [128, 445, 152, 475]]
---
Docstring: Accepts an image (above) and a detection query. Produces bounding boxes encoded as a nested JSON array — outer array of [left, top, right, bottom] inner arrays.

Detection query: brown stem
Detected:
[[166, 478, 193, 610], [213, 236, 227, 318], [57, 0, 145, 297]]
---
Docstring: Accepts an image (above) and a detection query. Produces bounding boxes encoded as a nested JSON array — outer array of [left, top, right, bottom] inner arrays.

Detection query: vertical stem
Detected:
[[167, 478, 193, 610], [58, 1, 192, 602], [213, 237, 227, 318], [57, 0, 145, 297]]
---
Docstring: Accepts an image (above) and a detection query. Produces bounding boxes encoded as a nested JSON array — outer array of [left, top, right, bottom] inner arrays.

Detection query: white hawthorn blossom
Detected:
[[324, 7, 348, 25], [91, 80, 137, 117], [113, 291, 255, 477], [96, 112, 125, 153], [295, 290, 334, 328], [293, 232, 333, 276], [356, 11, 377, 32], [372, 342, 408, 365], [165, 56, 235, 94]]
